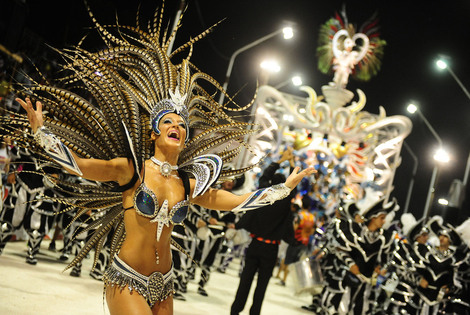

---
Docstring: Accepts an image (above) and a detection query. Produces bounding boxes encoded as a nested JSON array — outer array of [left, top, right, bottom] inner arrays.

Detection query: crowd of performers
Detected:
[[1, 137, 469, 315], [304, 199, 470, 315]]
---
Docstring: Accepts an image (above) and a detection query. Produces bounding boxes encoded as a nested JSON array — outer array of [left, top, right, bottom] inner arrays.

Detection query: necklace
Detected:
[[150, 156, 178, 177]]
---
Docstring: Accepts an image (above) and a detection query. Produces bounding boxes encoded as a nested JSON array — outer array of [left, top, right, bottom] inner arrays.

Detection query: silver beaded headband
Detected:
[[150, 89, 190, 142]]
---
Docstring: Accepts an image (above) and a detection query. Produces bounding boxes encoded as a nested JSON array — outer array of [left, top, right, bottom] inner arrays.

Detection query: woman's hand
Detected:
[[284, 166, 316, 189], [15, 97, 43, 133]]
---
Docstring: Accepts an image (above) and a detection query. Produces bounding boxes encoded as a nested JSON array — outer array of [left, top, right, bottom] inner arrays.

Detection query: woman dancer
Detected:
[[11, 3, 315, 315]]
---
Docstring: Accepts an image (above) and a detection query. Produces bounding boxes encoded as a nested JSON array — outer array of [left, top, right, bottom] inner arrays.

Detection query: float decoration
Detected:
[[243, 9, 410, 214]]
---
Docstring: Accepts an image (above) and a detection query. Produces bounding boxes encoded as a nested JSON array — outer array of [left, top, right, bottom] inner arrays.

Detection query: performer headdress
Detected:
[[361, 198, 398, 220], [408, 219, 430, 241], [1, 1, 258, 272], [150, 89, 190, 142], [428, 215, 461, 246]]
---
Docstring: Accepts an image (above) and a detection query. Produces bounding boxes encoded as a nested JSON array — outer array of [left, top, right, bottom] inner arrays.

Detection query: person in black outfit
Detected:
[[230, 147, 300, 315]]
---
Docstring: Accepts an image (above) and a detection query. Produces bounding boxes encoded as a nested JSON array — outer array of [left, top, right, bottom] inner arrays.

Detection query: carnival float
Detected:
[[242, 9, 412, 216]]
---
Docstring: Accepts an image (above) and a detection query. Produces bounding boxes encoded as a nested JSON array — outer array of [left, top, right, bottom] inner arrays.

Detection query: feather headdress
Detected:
[[0, 1, 258, 271]]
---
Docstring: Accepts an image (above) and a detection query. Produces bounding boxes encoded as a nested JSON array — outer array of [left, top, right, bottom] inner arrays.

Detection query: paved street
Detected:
[[0, 240, 312, 315]]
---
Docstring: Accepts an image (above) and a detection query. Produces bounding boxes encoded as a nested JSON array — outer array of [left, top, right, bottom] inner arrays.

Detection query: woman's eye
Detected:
[[163, 119, 172, 124], [179, 123, 186, 128]]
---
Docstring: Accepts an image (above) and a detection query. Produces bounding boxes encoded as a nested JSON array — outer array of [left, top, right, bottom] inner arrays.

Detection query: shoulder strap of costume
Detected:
[[178, 170, 190, 198], [113, 158, 140, 192]]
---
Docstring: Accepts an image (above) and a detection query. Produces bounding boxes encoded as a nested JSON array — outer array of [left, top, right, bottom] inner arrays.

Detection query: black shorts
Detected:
[[284, 243, 307, 265]]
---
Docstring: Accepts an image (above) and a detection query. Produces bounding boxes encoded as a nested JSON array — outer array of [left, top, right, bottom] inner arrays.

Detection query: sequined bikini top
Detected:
[[124, 168, 190, 240], [133, 181, 189, 223]]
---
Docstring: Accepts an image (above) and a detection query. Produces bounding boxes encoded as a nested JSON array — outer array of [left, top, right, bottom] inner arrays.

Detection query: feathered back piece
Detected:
[[316, 7, 386, 83], [0, 1, 258, 271]]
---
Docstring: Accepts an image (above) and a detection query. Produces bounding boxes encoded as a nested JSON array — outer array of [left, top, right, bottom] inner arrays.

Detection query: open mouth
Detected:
[[168, 130, 180, 141]]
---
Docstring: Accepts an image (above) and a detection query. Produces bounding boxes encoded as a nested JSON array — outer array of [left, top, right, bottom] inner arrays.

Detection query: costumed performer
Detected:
[[11, 3, 315, 315]]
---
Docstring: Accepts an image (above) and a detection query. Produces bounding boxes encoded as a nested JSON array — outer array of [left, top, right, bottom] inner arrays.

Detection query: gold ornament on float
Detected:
[[293, 132, 313, 150]]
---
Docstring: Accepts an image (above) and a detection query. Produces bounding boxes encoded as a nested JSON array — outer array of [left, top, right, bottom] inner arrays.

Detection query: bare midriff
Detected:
[[118, 210, 173, 275]]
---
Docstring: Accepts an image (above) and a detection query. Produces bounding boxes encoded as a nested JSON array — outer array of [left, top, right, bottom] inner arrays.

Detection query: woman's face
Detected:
[[153, 113, 187, 152]]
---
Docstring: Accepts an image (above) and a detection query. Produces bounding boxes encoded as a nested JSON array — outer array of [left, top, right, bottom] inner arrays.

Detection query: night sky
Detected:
[[2, 0, 469, 222]]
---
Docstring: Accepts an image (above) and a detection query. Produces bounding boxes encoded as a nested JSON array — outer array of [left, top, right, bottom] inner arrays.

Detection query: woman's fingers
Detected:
[[303, 166, 316, 176], [16, 97, 29, 111], [36, 100, 42, 113], [16, 97, 41, 113], [285, 166, 316, 188], [15, 97, 44, 132]]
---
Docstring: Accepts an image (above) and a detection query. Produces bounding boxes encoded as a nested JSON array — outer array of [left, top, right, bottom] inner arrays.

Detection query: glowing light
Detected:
[[434, 148, 450, 163], [407, 103, 417, 114], [282, 27, 294, 39], [260, 60, 281, 73], [438, 198, 448, 205], [436, 59, 447, 70], [291, 76, 302, 86]]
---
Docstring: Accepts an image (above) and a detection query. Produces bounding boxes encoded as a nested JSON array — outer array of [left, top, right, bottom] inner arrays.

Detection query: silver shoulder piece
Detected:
[[122, 122, 143, 183], [179, 154, 222, 198], [232, 183, 291, 212], [34, 126, 83, 176]]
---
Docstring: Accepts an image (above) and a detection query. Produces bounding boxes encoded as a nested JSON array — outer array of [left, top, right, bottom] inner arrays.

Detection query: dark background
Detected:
[[1, 0, 469, 224]]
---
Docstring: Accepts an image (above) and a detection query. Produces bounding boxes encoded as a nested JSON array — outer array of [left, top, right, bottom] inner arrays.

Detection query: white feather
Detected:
[[456, 218, 470, 247], [400, 213, 417, 236]]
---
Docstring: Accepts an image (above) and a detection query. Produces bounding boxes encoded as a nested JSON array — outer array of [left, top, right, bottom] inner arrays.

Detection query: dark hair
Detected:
[[301, 195, 311, 210], [291, 203, 300, 211]]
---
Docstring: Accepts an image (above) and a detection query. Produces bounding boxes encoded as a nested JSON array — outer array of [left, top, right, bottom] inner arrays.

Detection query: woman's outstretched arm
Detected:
[[16, 97, 134, 185], [191, 166, 316, 211]]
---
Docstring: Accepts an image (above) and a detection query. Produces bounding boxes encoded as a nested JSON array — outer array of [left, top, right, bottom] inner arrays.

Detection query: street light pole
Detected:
[[413, 109, 443, 147], [218, 27, 292, 104], [167, 0, 186, 54], [422, 165, 439, 220], [445, 66, 470, 99], [436, 57, 470, 207], [436, 60, 470, 101], [407, 103, 447, 220], [403, 141, 418, 213], [274, 75, 302, 90]]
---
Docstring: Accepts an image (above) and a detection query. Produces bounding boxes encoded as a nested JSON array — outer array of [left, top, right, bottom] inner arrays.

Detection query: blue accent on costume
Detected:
[[125, 168, 190, 225]]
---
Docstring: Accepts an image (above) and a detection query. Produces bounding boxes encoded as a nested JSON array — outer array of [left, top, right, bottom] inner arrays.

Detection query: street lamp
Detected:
[[433, 148, 450, 163], [421, 148, 450, 220], [218, 26, 295, 104], [259, 59, 281, 86], [436, 56, 470, 189], [435, 57, 470, 101], [406, 102, 449, 220], [260, 59, 281, 73], [438, 198, 449, 206]]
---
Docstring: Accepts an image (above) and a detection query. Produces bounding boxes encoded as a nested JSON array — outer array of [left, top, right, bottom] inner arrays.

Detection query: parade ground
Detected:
[[0, 239, 313, 315]]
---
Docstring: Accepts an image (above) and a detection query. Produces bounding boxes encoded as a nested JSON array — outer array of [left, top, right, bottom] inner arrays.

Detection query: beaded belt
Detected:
[[104, 256, 174, 307], [250, 233, 280, 245]]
